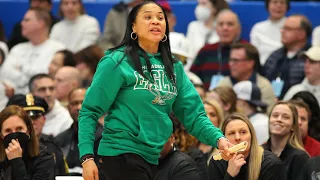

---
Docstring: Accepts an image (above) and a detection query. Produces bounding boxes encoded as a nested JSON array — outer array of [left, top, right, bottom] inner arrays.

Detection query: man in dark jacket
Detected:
[[54, 88, 103, 177]]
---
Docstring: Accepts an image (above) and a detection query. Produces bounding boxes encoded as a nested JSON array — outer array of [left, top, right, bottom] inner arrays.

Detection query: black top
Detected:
[[208, 150, 286, 180], [40, 134, 67, 176], [301, 156, 320, 180], [7, 13, 59, 50], [154, 150, 202, 180], [187, 147, 209, 180], [0, 143, 55, 180], [262, 141, 309, 180], [54, 123, 103, 169]]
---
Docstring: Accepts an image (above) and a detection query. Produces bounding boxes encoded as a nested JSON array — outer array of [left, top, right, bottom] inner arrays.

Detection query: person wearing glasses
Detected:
[[262, 15, 312, 99], [217, 43, 275, 112]]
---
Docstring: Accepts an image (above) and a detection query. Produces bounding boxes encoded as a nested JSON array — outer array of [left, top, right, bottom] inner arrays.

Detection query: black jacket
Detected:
[[187, 147, 209, 180], [154, 150, 201, 180], [40, 134, 67, 176], [208, 150, 286, 180], [0, 143, 55, 180], [263, 141, 309, 180], [7, 13, 59, 50], [301, 156, 320, 180], [54, 123, 103, 170]]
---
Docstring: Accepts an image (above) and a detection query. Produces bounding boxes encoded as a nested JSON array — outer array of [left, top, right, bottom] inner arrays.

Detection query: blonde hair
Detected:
[[221, 113, 264, 180], [269, 101, 306, 152], [204, 99, 224, 128]]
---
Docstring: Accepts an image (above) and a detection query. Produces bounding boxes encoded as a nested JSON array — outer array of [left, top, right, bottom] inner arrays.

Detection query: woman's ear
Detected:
[[169, 134, 175, 143], [224, 103, 231, 112], [132, 23, 136, 33]]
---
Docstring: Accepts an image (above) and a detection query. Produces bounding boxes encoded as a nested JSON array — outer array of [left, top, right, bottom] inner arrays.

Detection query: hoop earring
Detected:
[[131, 32, 137, 40], [161, 34, 167, 42]]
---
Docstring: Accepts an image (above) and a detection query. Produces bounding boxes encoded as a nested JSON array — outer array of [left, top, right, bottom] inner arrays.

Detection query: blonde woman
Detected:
[[203, 99, 224, 128], [209, 113, 286, 180], [200, 99, 224, 164], [263, 101, 309, 180]]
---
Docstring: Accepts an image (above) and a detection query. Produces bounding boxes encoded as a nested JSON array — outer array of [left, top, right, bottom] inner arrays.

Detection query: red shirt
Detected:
[[304, 135, 320, 157]]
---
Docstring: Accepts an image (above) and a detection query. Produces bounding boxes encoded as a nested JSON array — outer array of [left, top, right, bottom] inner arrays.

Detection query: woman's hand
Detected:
[[5, 139, 23, 160], [227, 153, 246, 177], [83, 160, 99, 180], [218, 138, 234, 160]]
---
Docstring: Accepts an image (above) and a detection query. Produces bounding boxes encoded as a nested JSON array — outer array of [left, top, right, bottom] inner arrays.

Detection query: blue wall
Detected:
[[0, 1, 319, 41]]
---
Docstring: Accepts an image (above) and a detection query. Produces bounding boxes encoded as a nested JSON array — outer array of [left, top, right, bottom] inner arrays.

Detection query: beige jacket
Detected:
[[218, 73, 276, 113]]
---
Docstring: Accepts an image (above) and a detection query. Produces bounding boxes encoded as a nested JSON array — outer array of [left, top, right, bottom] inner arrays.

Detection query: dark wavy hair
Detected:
[[292, 91, 320, 141], [109, 1, 177, 83]]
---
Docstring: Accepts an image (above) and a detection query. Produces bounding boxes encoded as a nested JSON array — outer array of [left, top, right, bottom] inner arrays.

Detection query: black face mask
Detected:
[[3, 132, 30, 149]]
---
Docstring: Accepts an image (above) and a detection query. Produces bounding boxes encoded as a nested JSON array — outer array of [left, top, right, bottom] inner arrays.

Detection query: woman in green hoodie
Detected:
[[78, 1, 233, 180]]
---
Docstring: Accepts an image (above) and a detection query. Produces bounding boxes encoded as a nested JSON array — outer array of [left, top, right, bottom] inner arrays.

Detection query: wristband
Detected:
[[216, 136, 229, 149], [80, 154, 94, 164], [81, 157, 94, 166]]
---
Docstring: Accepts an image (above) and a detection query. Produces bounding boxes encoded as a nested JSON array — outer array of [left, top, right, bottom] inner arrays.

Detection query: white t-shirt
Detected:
[[249, 113, 269, 145], [0, 41, 8, 59], [185, 20, 219, 70], [250, 17, 286, 65], [312, 26, 320, 46], [43, 99, 74, 137], [284, 78, 320, 105], [0, 39, 65, 94], [50, 14, 100, 53]]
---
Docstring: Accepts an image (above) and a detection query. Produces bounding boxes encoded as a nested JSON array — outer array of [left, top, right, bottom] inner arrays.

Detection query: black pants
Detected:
[[99, 153, 157, 180]]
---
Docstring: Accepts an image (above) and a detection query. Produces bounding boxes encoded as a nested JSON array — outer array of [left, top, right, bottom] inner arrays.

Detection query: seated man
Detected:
[[7, 0, 59, 49], [54, 66, 81, 107], [0, 8, 65, 96], [262, 14, 312, 99], [218, 43, 275, 112], [54, 88, 103, 176], [29, 74, 73, 137], [6, 93, 67, 175], [190, 9, 247, 90], [284, 46, 320, 105]]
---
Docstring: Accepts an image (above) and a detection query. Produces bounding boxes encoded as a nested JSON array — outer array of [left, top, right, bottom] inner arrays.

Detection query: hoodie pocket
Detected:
[[137, 114, 172, 146]]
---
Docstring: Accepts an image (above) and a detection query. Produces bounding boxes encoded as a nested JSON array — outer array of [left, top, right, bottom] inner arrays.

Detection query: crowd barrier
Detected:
[[0, 1, 319, 41]]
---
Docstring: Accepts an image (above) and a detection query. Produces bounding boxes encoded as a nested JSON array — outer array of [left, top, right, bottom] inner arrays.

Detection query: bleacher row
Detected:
[[1, 1, 320, 41]]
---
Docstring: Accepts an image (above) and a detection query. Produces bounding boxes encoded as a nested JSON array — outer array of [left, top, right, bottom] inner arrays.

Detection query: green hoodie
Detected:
[[78, 46, 224, 165]]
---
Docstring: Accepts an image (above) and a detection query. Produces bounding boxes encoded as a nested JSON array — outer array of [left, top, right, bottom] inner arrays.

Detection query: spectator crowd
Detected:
[[0, 0, 320, 179]]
